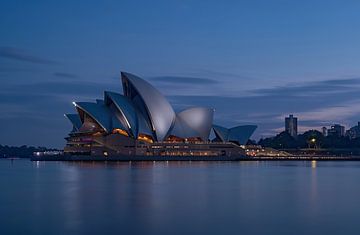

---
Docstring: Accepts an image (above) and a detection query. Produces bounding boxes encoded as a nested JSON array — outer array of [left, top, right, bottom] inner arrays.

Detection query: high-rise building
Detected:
[[285, 114, 298, 138], [322, 127, 327, 136], [327, 124, 345, 137], [345, 122, 360, 139]]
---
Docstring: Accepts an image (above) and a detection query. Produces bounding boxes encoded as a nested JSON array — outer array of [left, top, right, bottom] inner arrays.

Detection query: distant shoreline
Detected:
[[0, 145, 59, 159], [30, 154, 360, 162], [3, 145, 360, 160]]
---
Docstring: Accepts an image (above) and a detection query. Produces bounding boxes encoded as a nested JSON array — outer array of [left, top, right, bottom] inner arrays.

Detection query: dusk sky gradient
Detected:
[[1, 0, 360, 147]]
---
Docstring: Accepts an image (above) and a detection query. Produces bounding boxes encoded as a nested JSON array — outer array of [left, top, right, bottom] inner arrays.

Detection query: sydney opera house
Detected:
[[63, 72, 256, 160]]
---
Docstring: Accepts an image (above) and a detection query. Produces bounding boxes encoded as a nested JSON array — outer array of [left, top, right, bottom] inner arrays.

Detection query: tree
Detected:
[[258, 131, 297, 149], [297, 130, 324, 149]]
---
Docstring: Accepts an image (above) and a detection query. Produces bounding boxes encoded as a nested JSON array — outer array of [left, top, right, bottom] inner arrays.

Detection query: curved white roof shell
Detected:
[[171, 107, 214, 141], [170, 116, 199, 139], [228, 125, 257, 144], [74, 102, 113, 132], [121, 72, 175, 141], [213, 125, 257, 145], [65, 71, 257, 144], [64, 114, 82, 131], [136, 110, 154, 137], [213, 124, 229, 141], [104, 91, 139, 137]]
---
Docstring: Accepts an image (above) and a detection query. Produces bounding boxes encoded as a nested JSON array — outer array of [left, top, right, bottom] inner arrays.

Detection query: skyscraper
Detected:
[[345, 122, 360, 139], [327, 124, 345, 137], [285, 114, 298, 138], [321, 126, 328, 136]]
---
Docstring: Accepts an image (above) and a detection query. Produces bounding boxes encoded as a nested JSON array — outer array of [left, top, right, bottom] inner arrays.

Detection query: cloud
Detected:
[[1, 80, 118, 97], [189, 68, 258, 80], [53, 72, 78, 79], [0, 47, 56, 64], [251, 77, 360, 97], [0, 67, 38, 73], [294, 101, 360, 126], [149, 76, 219, 84]]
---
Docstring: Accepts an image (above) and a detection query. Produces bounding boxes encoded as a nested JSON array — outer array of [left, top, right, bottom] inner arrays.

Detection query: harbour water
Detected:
[[1, 159, 360, 235]]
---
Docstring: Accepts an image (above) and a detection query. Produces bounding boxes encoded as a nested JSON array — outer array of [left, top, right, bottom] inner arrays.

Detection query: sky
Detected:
[[1, 0, 360, 148]]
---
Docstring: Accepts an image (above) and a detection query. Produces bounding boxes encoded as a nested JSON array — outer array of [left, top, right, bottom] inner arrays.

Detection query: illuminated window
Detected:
[[112, 128, 129, 136], [138, 134, 154, 143], [166, 135, 184, 143]]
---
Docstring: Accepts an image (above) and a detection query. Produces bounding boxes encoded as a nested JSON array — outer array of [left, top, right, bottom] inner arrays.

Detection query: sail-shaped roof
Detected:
[[74, 102, 113, 132], [66, 71, 257, 145], [213, 125, 257, 145], [64, 114, 82, 131], [213, 124, 229, 141], [104, 91, 139, 137], [171, 107, 214, 141], [121, 72, 175, 141], [228, 125, 257, 145]]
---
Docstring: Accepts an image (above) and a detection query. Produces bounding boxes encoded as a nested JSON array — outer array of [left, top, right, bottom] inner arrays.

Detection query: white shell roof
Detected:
[[64, 114, 82, 131], [66, 71, 245, 143], [74, 102, 113, 132], [121, 72, 175, 141], [104, 91, 139, 137], [171, 107, 214, 141], [213, 125, 257, 145]]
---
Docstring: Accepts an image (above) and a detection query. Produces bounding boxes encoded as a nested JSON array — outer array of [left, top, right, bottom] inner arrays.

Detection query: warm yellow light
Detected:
[[311, 138, 316, 143], [93, 132, 103, 136], [138, 134, 153, 143], [112, 128, 129, 136]]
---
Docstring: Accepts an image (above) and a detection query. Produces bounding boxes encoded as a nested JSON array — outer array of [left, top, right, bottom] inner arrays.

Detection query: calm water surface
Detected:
[[1, 159, 360, 235]]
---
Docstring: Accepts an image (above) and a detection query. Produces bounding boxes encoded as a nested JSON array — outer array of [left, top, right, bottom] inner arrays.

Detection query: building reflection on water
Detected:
[[17, 160, 360, 235]]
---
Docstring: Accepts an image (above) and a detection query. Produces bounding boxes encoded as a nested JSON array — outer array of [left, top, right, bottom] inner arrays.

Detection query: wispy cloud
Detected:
[[149, 76, 219, 84], [294, 101, 360, 125], [0, 47, 56, 64], [0, 67, 38, 73], [53, 72, 78, 79], [251, 77, 360, 97]]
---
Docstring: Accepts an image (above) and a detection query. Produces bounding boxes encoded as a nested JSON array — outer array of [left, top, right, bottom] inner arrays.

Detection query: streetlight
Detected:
[[309, 138, 317, 149]]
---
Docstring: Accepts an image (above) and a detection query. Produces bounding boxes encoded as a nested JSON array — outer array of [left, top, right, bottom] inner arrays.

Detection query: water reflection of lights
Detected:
[[58, 160, 307, 170], [33, 160, 48, 169], [311, 160, 317, 168]]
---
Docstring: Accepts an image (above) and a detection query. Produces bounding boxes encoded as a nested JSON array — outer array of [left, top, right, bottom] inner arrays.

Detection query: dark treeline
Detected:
[[0, 145, 59, 158], [258, 130, 360, 149]]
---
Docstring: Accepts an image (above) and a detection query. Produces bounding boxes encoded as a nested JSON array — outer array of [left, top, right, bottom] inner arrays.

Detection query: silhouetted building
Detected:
[[346, 122, 360, 139], [322, 127, 327, 136], [327, 124, 345, 137], [285, 114, 297, 138]]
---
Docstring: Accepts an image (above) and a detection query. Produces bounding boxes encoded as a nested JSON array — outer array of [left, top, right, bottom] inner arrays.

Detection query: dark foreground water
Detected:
[[1, 159, 360, 235]]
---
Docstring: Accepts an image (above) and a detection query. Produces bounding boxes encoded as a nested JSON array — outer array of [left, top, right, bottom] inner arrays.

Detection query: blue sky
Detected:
[[1, 0, 360, 147]]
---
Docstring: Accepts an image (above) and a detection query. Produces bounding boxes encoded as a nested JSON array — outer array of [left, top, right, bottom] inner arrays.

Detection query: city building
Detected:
[[64, 72, 257, 158], [346, 122, 360, 139], [285, 114, 298, 138], [327, 124, 345, 137], [322, 126, 327, 136]]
